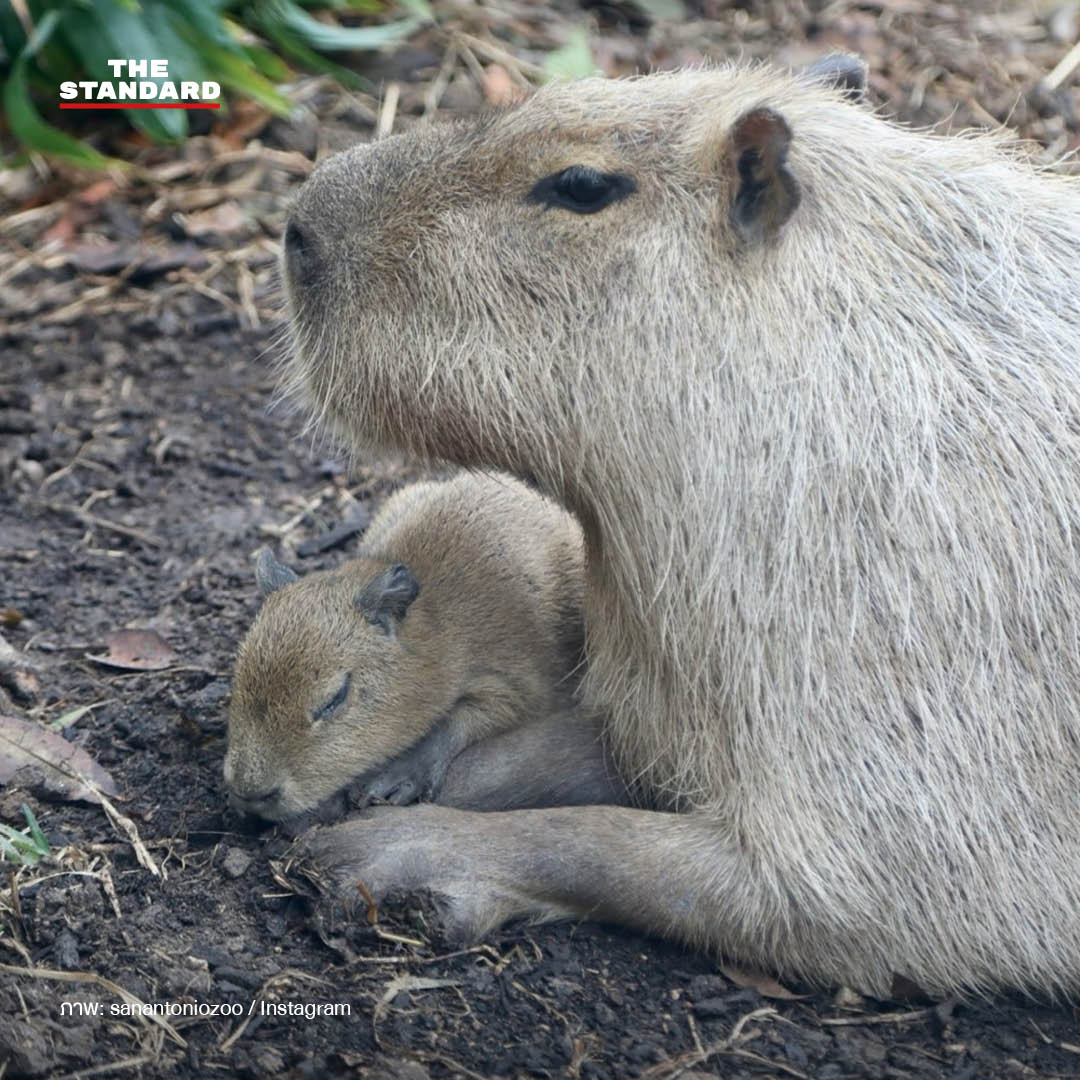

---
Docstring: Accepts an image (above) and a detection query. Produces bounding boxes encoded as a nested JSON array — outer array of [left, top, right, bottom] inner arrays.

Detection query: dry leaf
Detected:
[[720, 966, 808, 1000], [0, 714, 120, 803], [87, 629, 177, 671], [76, 178, 119, 206], [180, 202, 249, 239]]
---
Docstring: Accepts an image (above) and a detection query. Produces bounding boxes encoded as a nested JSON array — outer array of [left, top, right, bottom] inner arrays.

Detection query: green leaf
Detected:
[[543, 28, 598, 82], [0, 1, 29, 66], [630, 0, 685, 19], [50, 703, 97, 731], [240, 41, 292, 82], [57, 2, 188, 142], [396, 0, 433, 18], [147, 4, 215, 86], [0, 818, 45, 864], [186, 32, 292, 113], [2, 9, 116, 167], [162, 0, 238, 52], [295, 0, 385, 10], [249, 5, 366, 89], [259, 0, 422, 53], [21, 804, 48, 853]]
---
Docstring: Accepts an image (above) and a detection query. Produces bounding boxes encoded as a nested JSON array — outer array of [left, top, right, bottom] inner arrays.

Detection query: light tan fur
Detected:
[[225, 472, 587, 820], [280, 59, 1080, 997]]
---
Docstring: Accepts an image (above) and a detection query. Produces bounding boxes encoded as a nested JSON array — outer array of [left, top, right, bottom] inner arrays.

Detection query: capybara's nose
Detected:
[[283, 218, 319, 291], [227, 784, 282, 819]]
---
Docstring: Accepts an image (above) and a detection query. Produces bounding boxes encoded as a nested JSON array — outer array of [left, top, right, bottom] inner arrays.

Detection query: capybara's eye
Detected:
[[313, 674, 351, 723], [528, 166, 637, 214]]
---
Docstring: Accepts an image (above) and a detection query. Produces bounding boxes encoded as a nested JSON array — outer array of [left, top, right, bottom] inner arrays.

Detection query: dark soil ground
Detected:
[[2, 2, 1080, 1077]]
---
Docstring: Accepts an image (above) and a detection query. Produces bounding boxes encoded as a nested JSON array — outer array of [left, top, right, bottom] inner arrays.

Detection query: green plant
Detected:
[[0, 804, 50, 867], [542, 27, 598, 82], [0, 0, 431, 163]]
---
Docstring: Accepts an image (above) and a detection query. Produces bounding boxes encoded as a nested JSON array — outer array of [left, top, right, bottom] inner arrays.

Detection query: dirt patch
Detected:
[[2, 2, 1080, 1076], [3, 295, 1080, 1079]]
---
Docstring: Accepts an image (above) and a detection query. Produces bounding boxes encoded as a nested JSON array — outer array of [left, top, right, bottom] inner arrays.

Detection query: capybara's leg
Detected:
[[356, 709, 629, 810], [300, 804, 785, 969], [436, 710, 631, 810]]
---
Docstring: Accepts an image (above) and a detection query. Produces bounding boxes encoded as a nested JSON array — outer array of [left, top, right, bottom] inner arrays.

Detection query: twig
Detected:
[[640, 1006, 783, 1080], [97, 791, 163, 880], [819, 1007, 933, 1026], [36, 501, 164, 549], [7, 870, 22, 927], [1043, 38, 1080, 93], [452, 31, 547, 81], [423, 42, 460, 120], [376, 82, 400, 139]]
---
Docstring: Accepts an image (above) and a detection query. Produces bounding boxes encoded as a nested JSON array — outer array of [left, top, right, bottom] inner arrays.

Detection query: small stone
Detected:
[[222, 847, 253, 878], [16, 459, 43, 485], [264, 912, 287, 938], [251, 1047, 286, 1076], [595, 1002, 617, 1026], [53, 928, 80, 969]]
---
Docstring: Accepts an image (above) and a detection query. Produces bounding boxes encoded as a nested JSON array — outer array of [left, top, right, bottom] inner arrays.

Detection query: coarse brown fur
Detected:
[[225, 472, 591, 820], [279, 58, 1080, 997]]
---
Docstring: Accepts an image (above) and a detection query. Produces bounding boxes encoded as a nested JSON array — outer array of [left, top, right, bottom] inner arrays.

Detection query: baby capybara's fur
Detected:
[[226, 473, 603, 820]]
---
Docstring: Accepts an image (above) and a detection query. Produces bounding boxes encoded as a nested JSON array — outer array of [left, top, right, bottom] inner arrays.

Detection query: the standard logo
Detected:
[[59, 59, 220, 110]]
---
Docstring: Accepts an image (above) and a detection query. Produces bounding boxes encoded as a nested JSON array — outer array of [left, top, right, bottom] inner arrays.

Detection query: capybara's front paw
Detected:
[[357, 741, 452, 806], [296, 804, 504, 944]]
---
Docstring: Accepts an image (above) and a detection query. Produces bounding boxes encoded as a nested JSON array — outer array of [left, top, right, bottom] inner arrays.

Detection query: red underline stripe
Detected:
[[59, 103, 221, 110]]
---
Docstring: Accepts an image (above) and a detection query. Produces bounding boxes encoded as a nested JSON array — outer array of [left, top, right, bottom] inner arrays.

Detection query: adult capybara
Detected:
[[278, 55, 1080, 996]]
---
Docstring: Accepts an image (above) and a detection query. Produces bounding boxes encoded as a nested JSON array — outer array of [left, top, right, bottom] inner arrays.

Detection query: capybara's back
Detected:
[[282, 59, 1080, 996]]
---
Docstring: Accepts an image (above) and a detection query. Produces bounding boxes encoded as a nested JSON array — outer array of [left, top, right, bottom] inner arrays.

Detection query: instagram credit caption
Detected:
[[61, 999, 350, 1020]]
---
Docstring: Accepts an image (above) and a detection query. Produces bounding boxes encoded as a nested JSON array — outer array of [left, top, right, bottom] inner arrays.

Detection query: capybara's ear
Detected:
[[355, 563, 420, 635], [255, 548, 299, 596], [728, 107, 800, 246], [802, 53, 868, 101]]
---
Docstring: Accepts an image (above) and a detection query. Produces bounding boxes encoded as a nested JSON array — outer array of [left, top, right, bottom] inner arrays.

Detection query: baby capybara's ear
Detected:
[[255, 548, 299, 597], [355, 563, 420, 635]]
